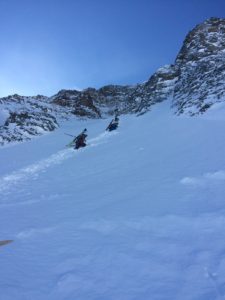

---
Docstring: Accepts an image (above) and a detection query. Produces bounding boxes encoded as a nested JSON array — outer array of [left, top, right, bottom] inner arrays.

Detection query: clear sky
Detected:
[[0, 0, 224, 97]]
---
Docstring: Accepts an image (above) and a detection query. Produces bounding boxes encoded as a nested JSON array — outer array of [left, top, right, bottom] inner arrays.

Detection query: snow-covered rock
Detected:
[[0, 94, 70, 146], [173, 17, 225, 115]]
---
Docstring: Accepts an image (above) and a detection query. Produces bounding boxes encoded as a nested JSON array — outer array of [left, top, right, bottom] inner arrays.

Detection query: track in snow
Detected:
[[0, 131, 117, 195]]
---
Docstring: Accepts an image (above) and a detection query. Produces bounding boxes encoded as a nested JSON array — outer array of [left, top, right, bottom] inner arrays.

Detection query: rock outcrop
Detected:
[[173, 17, 225, 115], [0, 95, 60, 145]]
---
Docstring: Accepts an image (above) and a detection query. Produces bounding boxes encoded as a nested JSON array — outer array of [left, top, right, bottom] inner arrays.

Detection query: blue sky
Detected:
[[0, 0, 224, 97]]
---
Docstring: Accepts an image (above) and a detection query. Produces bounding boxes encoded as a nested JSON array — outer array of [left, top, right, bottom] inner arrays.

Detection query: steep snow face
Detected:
[[1, 100, 225, 299], [173, 18, 225, 115]]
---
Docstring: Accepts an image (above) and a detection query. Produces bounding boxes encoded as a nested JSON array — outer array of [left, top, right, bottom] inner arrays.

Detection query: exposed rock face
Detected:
[[51, 89, 101, 118], [1, 17, 225, 145], [173, 17, 225, 115], [51, 86, 135, 117]]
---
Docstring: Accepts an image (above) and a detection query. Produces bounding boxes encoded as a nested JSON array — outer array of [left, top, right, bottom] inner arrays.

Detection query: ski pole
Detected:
[[64, 133, 75, 137]]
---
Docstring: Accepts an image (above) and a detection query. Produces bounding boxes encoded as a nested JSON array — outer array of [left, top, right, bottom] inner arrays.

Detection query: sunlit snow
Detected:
[[1, 100, 225, 299]]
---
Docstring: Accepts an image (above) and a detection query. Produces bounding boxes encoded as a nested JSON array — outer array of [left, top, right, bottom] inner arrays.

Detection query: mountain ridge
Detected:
[[0, 17, 225, 145]]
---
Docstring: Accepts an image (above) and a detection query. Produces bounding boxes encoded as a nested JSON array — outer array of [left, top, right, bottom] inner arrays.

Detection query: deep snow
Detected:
[[1, 100, 225, 300]]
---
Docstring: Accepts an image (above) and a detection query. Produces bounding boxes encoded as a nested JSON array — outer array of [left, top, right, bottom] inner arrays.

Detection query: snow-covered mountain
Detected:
[[1, 16, 225, 300], [0, 17, 225, 146]]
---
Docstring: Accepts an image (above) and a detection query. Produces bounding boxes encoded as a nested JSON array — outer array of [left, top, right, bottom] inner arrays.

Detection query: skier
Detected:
[[106, 115, 119, 132], [73, 128, 88, 149]]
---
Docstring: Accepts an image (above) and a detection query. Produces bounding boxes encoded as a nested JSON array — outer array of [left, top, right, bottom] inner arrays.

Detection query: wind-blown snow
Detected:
[[1, 100, 225, 300]]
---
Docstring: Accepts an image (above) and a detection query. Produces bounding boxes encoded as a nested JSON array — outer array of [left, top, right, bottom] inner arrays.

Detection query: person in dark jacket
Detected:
[[74, 128, 87, 149], [106, 116, 119, 131]]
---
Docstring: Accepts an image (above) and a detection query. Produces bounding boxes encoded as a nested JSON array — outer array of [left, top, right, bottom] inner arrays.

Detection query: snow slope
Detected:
[[1, 101, 225, 300]]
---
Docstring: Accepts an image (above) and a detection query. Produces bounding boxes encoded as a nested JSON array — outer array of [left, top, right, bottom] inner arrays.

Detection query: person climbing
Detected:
[[73, 128, 88, 149], [106, 115, 119, 132]]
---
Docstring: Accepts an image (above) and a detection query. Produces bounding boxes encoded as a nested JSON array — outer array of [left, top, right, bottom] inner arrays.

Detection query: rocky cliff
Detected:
[[173, 17, 225, 114]]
